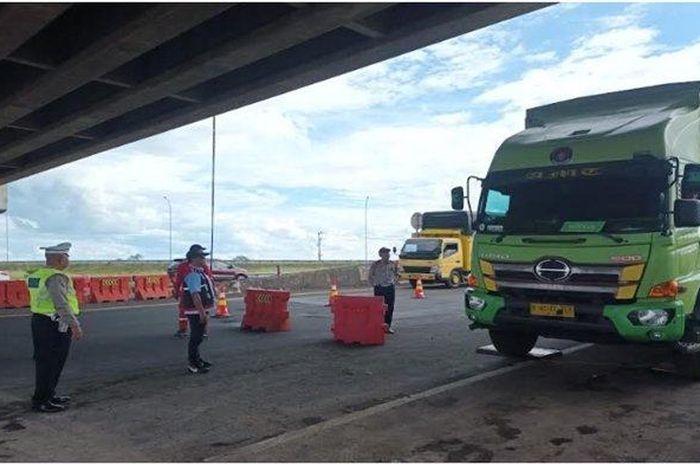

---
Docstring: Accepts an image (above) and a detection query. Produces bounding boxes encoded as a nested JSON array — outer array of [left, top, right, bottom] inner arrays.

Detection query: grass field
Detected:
[[0, 260, 364, 279]]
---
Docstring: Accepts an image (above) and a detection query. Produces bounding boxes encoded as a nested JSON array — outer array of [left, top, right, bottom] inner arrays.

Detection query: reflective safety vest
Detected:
[[27, 267, 80, 316], [181, 269, 215, 313]]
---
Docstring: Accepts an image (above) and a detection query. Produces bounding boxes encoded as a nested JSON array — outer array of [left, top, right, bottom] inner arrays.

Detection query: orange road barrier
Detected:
[[242, 288, 291, 332], [0, 282, 7, 309], [133, 274, 171, 300], [71, 276, 93, 305], [90, 276, 130, 303], [1, 280, 30, 308], [413, 278, 425, 299], [214, 289, 230, 318], [331, 295, 387, 345]]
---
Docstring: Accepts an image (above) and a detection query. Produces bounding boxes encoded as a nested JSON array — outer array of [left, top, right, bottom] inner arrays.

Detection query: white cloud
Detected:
[[430, 112, 473, 126], [257, 21, 525, 116], [596, 3, 648, 29], [13, 216, 38, 230], [476, 25, 700, 116], [522, 51, 558, 64]]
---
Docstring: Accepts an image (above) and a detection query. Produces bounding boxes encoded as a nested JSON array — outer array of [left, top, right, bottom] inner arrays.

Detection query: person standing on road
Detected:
[[180, 247, 216, 373], [390, 246, 400, 263], [369, 246, 398, 334], [27, 242, 83, 413], [173, 244, 214, 338]]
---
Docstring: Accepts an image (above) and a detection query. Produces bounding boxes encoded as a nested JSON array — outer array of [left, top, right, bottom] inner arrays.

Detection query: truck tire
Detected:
[[489, 329, 538, 357], [672, 291, 700, 379], [445, 270, 462, 289], [409, 279, 417, 289], [672, 347, 700, 380]]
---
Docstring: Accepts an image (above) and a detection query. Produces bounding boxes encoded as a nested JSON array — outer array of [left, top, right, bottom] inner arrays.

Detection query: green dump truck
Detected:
[[453, 81, 700, 373]]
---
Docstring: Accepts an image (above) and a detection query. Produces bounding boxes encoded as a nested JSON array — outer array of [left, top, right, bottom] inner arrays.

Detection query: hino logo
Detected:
[[534, 258, 572, 282], [550, 146, 573, 164]]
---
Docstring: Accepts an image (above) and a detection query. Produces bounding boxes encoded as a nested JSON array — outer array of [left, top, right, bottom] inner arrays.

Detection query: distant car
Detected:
[[167, 259, 248, 283]]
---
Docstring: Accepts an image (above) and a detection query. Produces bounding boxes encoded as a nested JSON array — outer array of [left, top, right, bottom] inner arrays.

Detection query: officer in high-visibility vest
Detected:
[[27, 242, 83, 413]]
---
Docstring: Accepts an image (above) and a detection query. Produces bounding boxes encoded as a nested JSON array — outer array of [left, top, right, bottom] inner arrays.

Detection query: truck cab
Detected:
[[455, 81, 700, 373], [398, 211, 473, 288]]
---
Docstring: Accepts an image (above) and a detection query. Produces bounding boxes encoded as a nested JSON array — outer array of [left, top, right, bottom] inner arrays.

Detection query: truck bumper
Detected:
[[465, 288, 686, 344], [400, 273, 439, 282]]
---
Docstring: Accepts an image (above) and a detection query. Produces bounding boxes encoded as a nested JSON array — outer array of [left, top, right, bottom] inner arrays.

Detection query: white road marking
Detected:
[[204, 342, 594, 461]]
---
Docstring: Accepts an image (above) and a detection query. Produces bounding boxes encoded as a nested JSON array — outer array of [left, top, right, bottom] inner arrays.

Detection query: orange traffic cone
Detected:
[[326, 282, 339, 307], [215, 290, 230, 318], [413, 279, 425, 299]]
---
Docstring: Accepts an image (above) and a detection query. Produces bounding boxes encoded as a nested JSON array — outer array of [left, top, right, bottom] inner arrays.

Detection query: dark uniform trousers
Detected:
[[31, 314, 72, 406], [187, 314, 206, 367], [373, 285, 396, 327]]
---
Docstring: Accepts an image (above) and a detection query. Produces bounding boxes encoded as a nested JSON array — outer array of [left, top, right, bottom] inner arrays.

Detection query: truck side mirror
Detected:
[[451, 186, 464, 211], [675, 199, 700, 227], [682, 164, 700, 198]]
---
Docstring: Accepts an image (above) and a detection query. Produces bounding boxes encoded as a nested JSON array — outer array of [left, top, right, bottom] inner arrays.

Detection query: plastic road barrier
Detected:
[[331, 295, 387, 345], [242, 288, 291, 332]]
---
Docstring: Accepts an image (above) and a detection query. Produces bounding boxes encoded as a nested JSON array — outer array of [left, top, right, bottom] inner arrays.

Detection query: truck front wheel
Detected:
[[445, 270, 462, 288], [672, 343, 700, 380], [489, 329, 538, 357]]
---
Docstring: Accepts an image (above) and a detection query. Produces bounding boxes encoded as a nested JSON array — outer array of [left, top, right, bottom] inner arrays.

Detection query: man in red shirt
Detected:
[[173, 244, 215, 337]]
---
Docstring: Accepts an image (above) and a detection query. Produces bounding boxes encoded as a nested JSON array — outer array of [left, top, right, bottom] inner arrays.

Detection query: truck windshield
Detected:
[[400, 239, 443, 259], [478, 175, 666, 235]]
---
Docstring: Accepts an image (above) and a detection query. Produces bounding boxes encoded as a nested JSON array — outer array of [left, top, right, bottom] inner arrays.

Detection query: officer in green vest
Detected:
[[27, 242, 83, 413]]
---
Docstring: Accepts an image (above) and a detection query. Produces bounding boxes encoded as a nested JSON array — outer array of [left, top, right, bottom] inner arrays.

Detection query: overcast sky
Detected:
[[6, 3, 700, 261]]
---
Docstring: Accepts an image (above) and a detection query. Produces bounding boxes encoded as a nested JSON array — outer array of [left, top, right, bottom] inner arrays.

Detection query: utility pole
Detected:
[[163, 195, 172, 262], [210, 115, 216, 269], [4, 212, 8, 262], [364, 195, 369, 265], [317, 231, 323, 261]]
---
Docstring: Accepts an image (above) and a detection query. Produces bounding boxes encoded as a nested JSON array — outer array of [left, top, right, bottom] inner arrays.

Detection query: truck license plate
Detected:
[[407, 274, 429, 279], [529, 303, 575, 318]]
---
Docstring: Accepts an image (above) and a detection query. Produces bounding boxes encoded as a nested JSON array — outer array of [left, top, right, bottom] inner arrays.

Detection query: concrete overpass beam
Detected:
[[0, 4, 70, 60], [0, 3, 393, 166], [0, 4, 232, 128]]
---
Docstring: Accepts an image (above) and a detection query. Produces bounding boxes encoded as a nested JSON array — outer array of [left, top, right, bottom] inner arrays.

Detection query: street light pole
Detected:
[[317, 231, 323, 262], [210, 115, 216, 269], [163, 195, 172, 261], [4, 213, 8, 262], [364, 195, 369, 265]]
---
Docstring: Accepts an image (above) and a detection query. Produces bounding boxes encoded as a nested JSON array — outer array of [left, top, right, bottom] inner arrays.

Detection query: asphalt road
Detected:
[[0, 286, 698, 461]]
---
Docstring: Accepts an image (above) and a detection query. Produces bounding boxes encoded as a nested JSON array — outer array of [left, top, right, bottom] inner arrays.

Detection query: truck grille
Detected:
[[402, 266, 432, 273], [480, 259, 645, 300]]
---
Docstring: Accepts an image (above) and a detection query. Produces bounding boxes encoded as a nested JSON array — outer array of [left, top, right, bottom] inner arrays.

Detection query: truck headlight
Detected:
[[467, 295, 486, 311], [628, 309, 671, 326], [430, 266, 439, 273]]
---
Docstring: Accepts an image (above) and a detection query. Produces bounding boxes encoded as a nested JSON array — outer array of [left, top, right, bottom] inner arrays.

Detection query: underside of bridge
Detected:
[[0, 2, 547, 184]]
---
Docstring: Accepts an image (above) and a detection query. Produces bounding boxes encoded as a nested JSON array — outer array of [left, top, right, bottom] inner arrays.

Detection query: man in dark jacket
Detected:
[[173, 244, 214, 337], [179, 247, 216, 373]]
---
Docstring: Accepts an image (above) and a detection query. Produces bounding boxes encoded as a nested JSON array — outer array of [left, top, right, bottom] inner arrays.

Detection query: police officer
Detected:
[[180, 247, 216, 373], [369, 246, 399, 334], [27, 242, 82, 413], [173, 245, 214, 338]]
